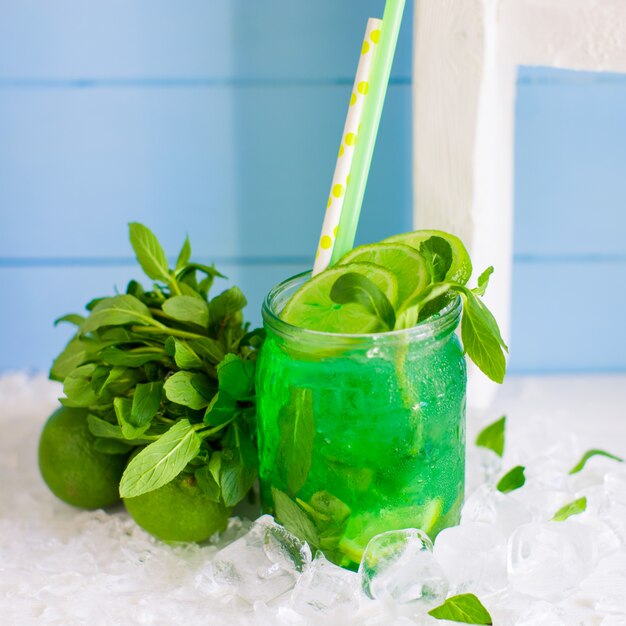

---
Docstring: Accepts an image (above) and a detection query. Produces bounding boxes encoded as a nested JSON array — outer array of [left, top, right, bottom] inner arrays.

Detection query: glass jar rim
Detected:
[[262, 270, 462, 347]]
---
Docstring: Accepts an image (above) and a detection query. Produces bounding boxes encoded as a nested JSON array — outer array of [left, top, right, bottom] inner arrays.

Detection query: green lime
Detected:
[[124, 473, 231, 542], [281, 262, 398, 334], [383, 229, 472, 285], [38, 406, 127, 510], [338, 498, 444, 564], [336, 242, 430, 306]]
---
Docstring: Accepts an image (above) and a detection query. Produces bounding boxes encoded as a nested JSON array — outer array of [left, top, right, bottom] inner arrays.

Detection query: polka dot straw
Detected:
[[313, 18, 382, 275]]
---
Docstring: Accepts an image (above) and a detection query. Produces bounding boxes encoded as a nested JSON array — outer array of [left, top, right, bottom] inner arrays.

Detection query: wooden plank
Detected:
[[0, 262, 307, 372], [0, 84, 411, 260], [0, 1, 412, 81], [509, 260, 626, 373], [514, 66, 626, 257]]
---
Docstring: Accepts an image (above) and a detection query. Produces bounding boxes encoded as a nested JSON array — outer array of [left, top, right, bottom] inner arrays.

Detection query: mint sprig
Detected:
[[476, 416, 506, 457], [51, 224, 262, 509]]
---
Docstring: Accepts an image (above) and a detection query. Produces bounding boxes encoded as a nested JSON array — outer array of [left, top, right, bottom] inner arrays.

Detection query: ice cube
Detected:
[[466, 445, 502, 495], [462, 484, 533, 537], [433, 522, 507, 593], [507, 521, 596, 601], [359, 528, 448, 610], [206, 515, 311, 604], [290, 552, 359, 617]]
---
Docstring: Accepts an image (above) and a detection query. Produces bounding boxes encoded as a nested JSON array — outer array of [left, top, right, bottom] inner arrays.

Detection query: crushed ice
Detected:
[[1, 372, 625, 624]]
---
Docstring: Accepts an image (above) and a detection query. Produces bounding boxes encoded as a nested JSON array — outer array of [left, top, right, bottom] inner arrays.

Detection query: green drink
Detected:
[[256, 271, 467, 569]]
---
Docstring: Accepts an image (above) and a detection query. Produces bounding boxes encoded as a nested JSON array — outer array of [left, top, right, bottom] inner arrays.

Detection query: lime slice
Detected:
[[338, 498, 444, 564], [382, 230, 472, 285], [336, 242, 430, 306], [281, 262, 398, 334]]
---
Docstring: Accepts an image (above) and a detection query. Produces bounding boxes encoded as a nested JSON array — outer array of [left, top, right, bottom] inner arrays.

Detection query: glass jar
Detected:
[[256, 272, 467, 568]]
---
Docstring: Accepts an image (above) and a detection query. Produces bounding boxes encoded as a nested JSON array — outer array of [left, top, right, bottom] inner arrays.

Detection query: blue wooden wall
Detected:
[[510, 66, 626, 373], [0, 1, 413, 372], [1, 5, 624, 375]]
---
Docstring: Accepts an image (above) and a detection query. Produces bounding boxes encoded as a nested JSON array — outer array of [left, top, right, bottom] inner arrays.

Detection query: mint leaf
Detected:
[[204, 392, 237, 428], [54, 313, 85, 327], [162, 295, 209, 328], [217, 354, 255, 401], [88, 414, 148, 442], [129, 222, 170, 283], [419, 236, 453, 282], [119, 419, 201, 498], [278, 388, 314, 495], [552, 496, 587, 522], [114, 397, 150, 439], [473, 267, 494, 297], [496, 466, 526, 493], [164, 371, 213, 409], [272, 487, 319, 546], [194, 463, 221, 502], [63, 364, 98, 407], [131, 381, 163, 427], [210, 287, 247, 325], [476, 416, 506, 457], [330, 272, 396, 331], [188, 337, 226, 365], [428, 593, 493, 624], [168, 339, 203, 370], [98, 346, 164, 367], [80, 295, 154, 334], [458, 289, 507, 384], [569, 449, 624, 474], [175, 235, 192, 271], [50, 339, 90, 381]]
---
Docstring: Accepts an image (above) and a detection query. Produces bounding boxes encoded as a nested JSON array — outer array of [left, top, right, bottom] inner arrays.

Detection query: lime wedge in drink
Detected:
[[338, 497, 444, 564], [281, 262, 398, 334], [382, 230, 472, 286], [336, 242, 430, 306]]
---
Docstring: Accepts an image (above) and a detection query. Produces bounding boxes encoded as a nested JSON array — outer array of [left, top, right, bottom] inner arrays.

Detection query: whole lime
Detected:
[[124, 473, 231, 542], [38, 405, 127, 509]]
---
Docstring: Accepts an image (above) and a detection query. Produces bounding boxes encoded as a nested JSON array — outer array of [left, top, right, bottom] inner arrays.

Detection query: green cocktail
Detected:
[[256, 271, 467, 568]]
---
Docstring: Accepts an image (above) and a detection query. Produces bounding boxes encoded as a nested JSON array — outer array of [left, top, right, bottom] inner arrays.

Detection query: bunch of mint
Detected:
[[51, 223, 263, 509]]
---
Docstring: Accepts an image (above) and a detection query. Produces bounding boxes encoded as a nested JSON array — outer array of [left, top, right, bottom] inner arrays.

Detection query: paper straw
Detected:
[[312, 18, 383, 276], [330, 0, 407, 265]]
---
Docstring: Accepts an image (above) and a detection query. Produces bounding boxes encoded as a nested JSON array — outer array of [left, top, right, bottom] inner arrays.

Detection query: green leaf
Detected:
[[169, 339, 203, 370], [419, 236, 453, 283], [128, 222, 171, 282], [475, 416, 506, 458], [552, 496, 587, 522], [569, 449, 624, 474], [119, 419, 202, 498], [131, 381, 163, 427], [209, 287, 247, 325], [459, 290, 507, 384], [330, 272, 396, 331], [496, 465, 526, 493], [217, 353, 255, 400], [272, 487, 319, 546], [194, 463, 221, 502], [428, 593, 493, 624], [278, 388, 314, 495], [175, 235, 192, 271], [87, 414, 130, 441], [162, 295, 209, 328], [63, 364, 98, 407], [96, 367, 143, 400], [204, 392, 237, 427], [473, 267, 494, 297], [54, 313, 85, 327], [188, 337, 226, 365], [114, 397, 150, 439], [164, 371, 213, 409], [98, 346, 164, 367], [80, 295, 154, 334], [50, 338, 90, 381]]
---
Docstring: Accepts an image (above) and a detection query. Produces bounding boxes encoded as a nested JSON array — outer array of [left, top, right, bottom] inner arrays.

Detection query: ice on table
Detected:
[[3, 372, 626, 625]]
